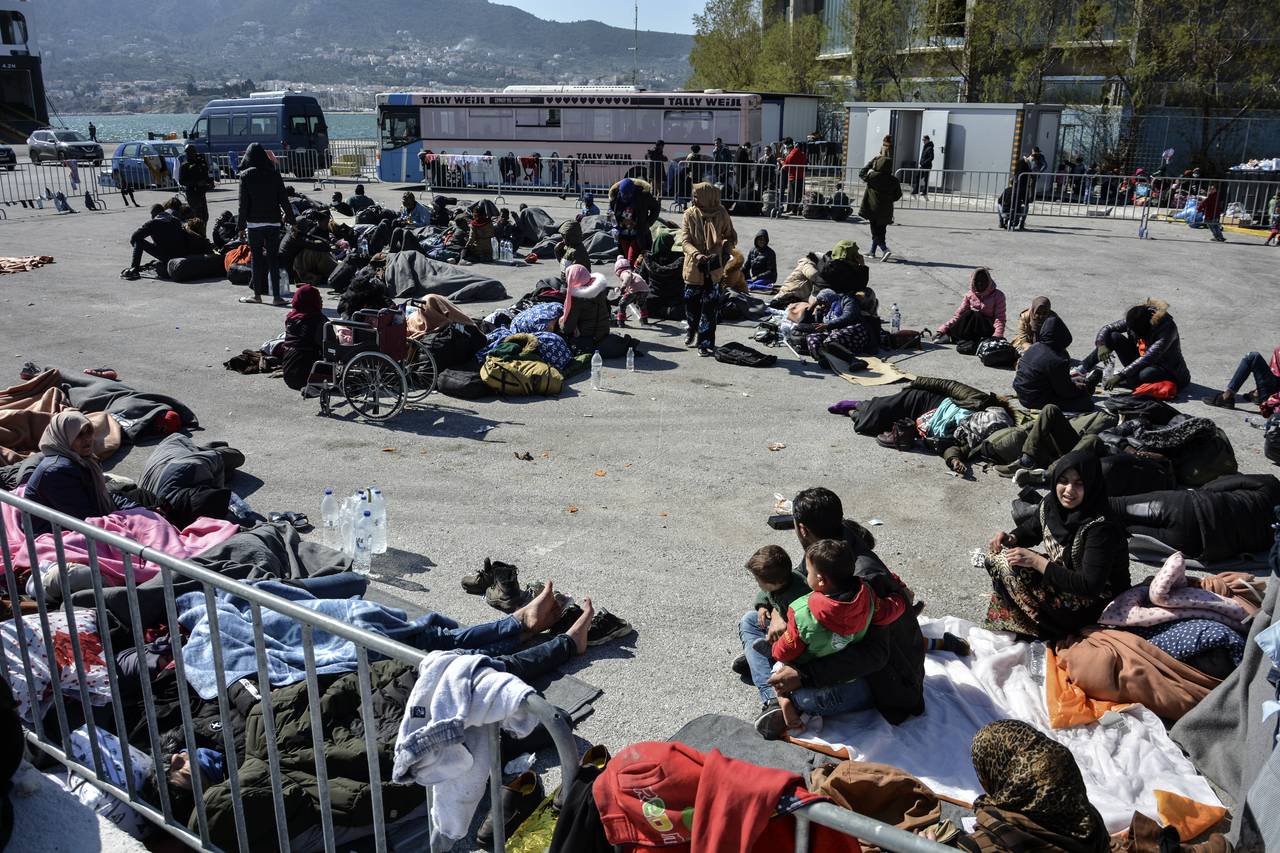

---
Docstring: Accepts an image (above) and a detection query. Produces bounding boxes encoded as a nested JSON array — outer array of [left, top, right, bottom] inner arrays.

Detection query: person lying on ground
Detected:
[[24, 412, 134, 535], [1075, 299, 1191, 391], [279, 284, 327, 391], [759, 539, 900, 735], [330, 191, 353, 217], [1203, 344, 1280, 412], [398, 191, 432, 228], [1102, 473, 1280, 563], [757, 488, 927, 729], [982, 451, 1130, 643], [123, 204, 189, 280], [744, 229, 778, 287], [613, 256, 650, 327], [952, 720, 1111, 853], [1009, 296, 1054, 353], [1012, 314, 1100, 411], [935, 268, 1007, 346]]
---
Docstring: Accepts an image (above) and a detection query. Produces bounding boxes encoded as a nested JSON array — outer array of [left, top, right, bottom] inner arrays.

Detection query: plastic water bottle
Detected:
[[352, 510, 373, 575], [490, 237, 499, 258], [369, 488, 388, 554], [320, 489, 339, 549], [626, 347, 635, 372], [591, 351, 604, 390], [500, 239, 512, 261], [1246, 416, 1269, 429], [1102, 356, 1117, 385], [890, 303, 901, 334]]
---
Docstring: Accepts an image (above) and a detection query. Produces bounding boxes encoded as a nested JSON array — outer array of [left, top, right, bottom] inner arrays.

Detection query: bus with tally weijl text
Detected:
[[376, 87, 763, 186]]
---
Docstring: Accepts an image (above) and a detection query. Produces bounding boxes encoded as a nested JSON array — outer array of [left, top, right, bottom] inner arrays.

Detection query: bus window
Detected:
[[290, 115, 310, 135], [208, 116, 231, 138], [663, 110, 713, 144], [592, 110, 616, 138], [468, 108, 512, 138], [617, 109, 662, 143], [713, 111, 740, 144], [230, 114, 250, 137], [251, 114, 279, 136], [379, 107, 420, 148], [515, 108, 560, 128], [424, 108, 466, 139]]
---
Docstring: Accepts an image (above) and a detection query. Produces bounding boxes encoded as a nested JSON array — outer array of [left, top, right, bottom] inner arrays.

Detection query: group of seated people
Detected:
[[122, 198, 214, 280]]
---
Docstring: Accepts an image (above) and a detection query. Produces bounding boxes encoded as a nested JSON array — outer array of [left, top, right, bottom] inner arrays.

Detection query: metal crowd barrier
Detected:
[[0, 154, 112, 211], [0, 488, 578, 853]]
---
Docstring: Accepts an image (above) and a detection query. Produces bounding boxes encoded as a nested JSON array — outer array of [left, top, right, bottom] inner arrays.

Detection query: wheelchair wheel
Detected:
[[340, 351, 407, 421], [404, 338, 439, 402]]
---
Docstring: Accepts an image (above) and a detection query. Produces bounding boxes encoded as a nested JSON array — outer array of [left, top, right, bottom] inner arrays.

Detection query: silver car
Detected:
[[26, 129, 104, 165]]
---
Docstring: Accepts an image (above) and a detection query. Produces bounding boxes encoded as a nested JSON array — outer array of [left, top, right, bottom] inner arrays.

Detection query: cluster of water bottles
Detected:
[[319, 487, 389, 575], [489, 238, 516, 262], [590, 346, 637, 391]]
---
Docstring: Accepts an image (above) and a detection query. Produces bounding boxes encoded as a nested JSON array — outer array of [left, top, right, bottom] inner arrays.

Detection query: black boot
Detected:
[[476, 771, 545, 847], [462, 557, 497, 595], [485, 561, 525, 612]]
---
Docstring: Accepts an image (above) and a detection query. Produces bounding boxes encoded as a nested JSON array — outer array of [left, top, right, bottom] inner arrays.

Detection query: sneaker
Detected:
[[880, 250, 893, 262], [18, 361, 42, 381], [755, 699, 787, 740], [461, 557, 497, 595], [121, 268, 141, 281], [587, 608, 633, 646], [731, 654, 751, 678], [1012, 467, 1047, 489], [476, 771, 545, 847], [685, 331, 697, 347], [934, 334, 952, 345], [698, 347, 715, 358], [1202, 392, 1235, 410]]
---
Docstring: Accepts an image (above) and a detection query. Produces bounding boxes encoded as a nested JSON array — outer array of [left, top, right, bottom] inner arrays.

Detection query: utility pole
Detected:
[[632, 1, 639, 86]]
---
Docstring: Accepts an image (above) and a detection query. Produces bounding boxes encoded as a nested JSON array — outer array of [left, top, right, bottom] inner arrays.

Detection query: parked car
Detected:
[[26, 129, 104, 165], [109, 141, 222, 191], [0, 144, 15, 171]]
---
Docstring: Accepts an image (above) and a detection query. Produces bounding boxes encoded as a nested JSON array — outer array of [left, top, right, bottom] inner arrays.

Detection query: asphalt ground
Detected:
[[2, 179, 1275, 848]]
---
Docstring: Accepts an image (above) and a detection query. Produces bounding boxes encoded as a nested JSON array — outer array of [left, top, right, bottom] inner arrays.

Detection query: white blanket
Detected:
[[791, 617, 1222, 832]]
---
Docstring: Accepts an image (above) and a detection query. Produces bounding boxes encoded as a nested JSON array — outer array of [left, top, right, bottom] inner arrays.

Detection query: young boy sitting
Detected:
[[756, 539, 879, 732]]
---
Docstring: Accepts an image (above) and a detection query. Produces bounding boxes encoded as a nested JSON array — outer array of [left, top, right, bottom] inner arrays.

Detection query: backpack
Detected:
[[417, 324, 486, 370], [713, 341, 777, 368], [480, 357, 564, 395], [436, 368, 492, 399], [887, 329, 924, 350], [223, 242, 252, 273], [976, 336, 1018, 368], [801, 191, 828, 219], [1266, 413, 1280, 465]]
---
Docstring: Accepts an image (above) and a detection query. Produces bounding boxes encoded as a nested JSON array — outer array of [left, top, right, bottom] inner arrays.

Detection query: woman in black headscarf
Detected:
[[956, 720, 1110, 853], [981, 450, 1130, 642]]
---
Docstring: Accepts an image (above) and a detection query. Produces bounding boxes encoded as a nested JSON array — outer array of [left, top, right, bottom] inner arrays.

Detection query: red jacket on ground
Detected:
[[593, 741, 861, 853]]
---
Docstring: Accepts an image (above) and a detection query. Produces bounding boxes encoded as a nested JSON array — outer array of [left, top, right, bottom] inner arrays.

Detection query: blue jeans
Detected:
[[1227, 351, 1280, 398], [684, 284, 722, 350], [419, 613, 573, 683], [788, 677, 874, 717], [739, 610, 776, 702]]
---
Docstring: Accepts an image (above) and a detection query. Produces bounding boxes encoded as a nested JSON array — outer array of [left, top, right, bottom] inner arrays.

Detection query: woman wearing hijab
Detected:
[[982, 451, 1130, 642], [679, 182, 738, 355], [957, 720, 1110, 853], [236, 142, 295, 306], [795, 287, 879, 364], [24, 413, 129, 535], [936, 268, 1007, 348], [1011, 297, 1053, 353], [279, 284, 327, 391], [858, 136, 902, 260]]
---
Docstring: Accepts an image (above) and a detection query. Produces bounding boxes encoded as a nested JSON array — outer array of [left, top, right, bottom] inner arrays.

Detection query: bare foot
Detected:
[[565, 597, 594, 655], [515, 580, 561, 634], [778, 695, 802, 730]]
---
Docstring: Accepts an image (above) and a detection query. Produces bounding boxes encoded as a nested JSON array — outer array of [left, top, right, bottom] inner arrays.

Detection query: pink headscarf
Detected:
[[562, 263, 607, 322], [614, 256, 631, 276]]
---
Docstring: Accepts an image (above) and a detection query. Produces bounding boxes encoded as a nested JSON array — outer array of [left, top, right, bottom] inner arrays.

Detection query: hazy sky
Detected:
[[500, 0, 705, 34]]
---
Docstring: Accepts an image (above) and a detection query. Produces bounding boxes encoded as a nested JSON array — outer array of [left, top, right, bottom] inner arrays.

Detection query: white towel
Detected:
[[392, 651, 536, 848]]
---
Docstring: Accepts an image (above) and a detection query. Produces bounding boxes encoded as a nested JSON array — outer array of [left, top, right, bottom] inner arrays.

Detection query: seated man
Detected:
[[1203, 344, 1280, 413], [123, 204, 188, 280], [329, 191, 354, 218], [737, 487, 927, 739], [399, 191, 432, 228], [1076, 299, 1191, 391], [345, 183, 375, 213], [1012, 315, 1099, 411]]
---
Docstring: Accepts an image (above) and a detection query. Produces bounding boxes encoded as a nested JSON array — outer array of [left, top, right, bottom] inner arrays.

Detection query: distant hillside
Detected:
[[30, 0, 692, 94]]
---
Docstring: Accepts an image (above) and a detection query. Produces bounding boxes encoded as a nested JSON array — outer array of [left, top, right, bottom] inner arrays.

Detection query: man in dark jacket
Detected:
[[236, 142, 295, 304], [607, 177, 660, 264], [124, 204, 188, 279], [1013, 314, 1099, 411], [177, 144, 213, 226], [750, 487, 926, 733], [744, 229, 777, 285], [1077, 298, 1191, 391], [345, 184, 374, 213], [913, 134, 934, 196]]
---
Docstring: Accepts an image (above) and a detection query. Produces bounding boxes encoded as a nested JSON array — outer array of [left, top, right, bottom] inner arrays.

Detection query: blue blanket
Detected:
[[175, 574, 464, 699], [1133, 618, 1247, 667]]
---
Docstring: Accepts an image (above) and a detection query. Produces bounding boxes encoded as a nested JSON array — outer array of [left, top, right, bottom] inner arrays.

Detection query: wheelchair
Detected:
[[311, 306, 439, 421]]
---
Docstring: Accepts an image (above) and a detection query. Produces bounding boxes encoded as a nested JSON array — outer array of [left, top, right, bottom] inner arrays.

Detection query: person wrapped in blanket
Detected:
[[982, 451, 1130, 643], [478, 301, 573, 372]]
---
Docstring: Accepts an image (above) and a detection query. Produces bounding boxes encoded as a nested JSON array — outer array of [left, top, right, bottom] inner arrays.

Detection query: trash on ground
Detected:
[[767, 442, 786, 451], [514, 451, 534, 461]]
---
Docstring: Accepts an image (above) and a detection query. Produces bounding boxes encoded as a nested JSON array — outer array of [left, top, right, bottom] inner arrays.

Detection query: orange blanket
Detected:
[[0, 371, 120, 464]]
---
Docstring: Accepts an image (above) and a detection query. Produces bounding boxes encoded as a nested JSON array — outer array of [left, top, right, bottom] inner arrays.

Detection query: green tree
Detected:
[[686, 0, 762, 91], [757, 14, 827, 94], [840, 0, 914, 101]]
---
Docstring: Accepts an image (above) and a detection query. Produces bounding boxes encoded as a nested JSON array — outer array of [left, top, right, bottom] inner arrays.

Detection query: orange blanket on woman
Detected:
[[0, 371, 120, 464]]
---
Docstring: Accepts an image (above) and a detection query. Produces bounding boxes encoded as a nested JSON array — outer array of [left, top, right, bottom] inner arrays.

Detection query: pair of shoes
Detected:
[[1202, 392, 1235, 409], [587, 607, 633, 646], [475, 770, 544, 847], [1012, 467, 1047, 488], [463, 558, 536, 612], [755, 699, 787, 740]]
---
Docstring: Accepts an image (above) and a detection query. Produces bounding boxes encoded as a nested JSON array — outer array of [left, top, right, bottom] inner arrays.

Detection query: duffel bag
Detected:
[[480, 357, 564, 396], [976, 336, 1018, 368], [167, 254, 227, 282]]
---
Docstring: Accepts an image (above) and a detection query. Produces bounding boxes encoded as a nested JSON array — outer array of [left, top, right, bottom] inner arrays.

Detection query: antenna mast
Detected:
[[632, 1, 638, 86]]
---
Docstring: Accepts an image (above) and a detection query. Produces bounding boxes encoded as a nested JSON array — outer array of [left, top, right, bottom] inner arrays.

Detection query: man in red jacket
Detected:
[[779, 138, 807, 214]]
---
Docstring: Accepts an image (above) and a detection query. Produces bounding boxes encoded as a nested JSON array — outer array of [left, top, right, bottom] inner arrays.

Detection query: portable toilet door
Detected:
[[922, 109, 948, 191], [863, 108, 894, 166]]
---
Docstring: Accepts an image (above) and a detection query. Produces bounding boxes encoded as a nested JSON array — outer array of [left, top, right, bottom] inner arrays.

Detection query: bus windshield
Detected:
[[380, 106, 420, 149]]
